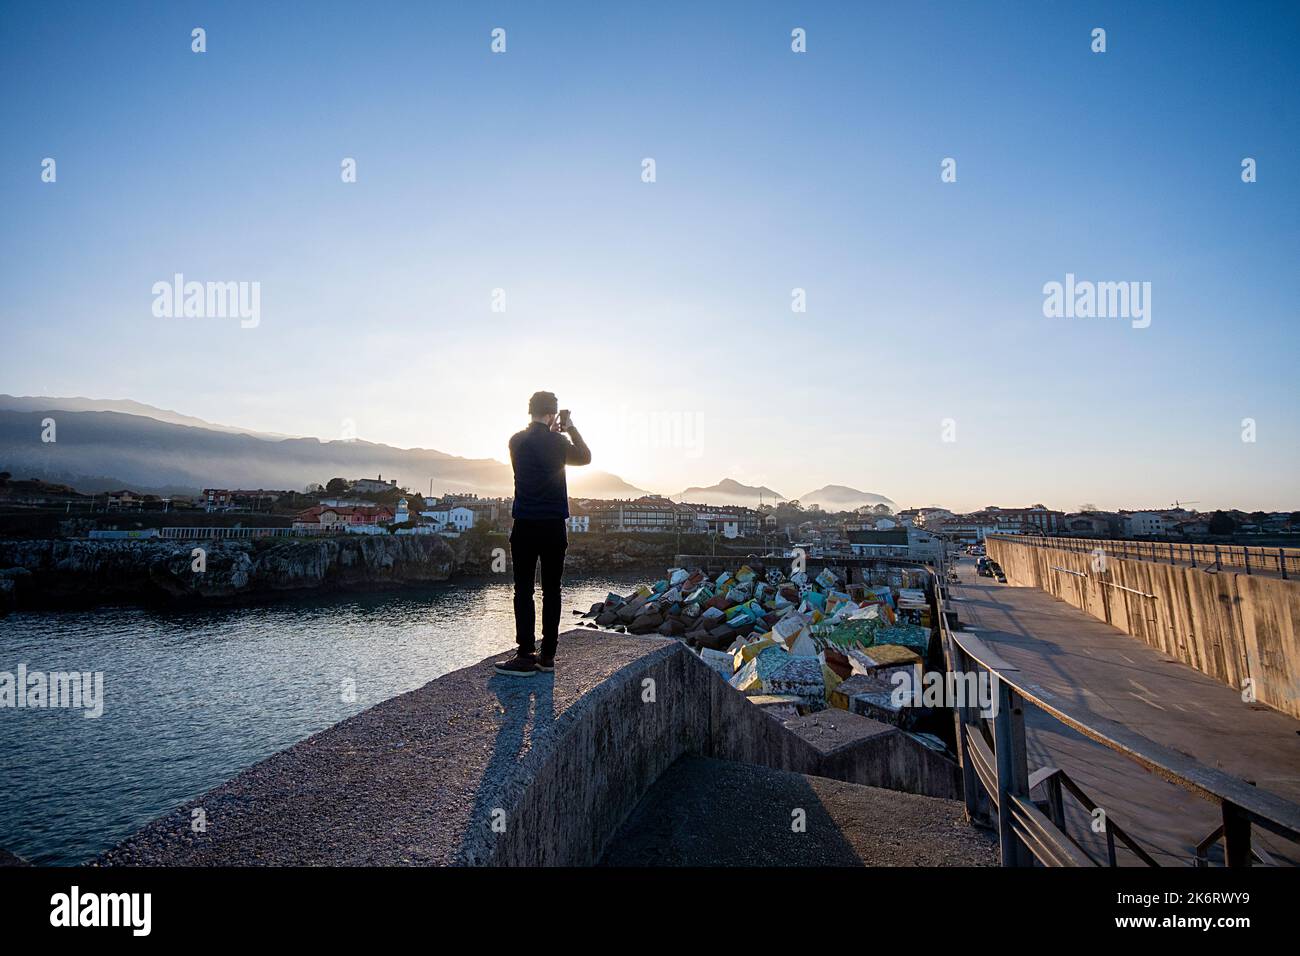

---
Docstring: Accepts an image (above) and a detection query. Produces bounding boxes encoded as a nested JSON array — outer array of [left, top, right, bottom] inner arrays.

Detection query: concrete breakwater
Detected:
[[987, 537, 1300, 719], [99, 629, 970, 866], [0, 534, 457, 609]]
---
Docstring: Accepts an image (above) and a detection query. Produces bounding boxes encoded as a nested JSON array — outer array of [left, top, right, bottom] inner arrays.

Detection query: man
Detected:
[[495, 391, 591, 676]]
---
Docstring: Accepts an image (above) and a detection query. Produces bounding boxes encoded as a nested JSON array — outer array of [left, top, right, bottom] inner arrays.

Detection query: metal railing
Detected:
[[990, 534, 1300, 578], [157, 526, 342, 539], [944, 624, 1300, 866], [930, 560, 1300, 867]]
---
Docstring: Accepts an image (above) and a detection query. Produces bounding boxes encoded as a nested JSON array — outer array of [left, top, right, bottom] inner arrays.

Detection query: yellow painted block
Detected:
[[734, 634, 778, 670], [823, 663, 845, 707]]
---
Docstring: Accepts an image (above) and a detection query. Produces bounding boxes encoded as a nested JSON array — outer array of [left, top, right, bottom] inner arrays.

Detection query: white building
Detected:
[[916, 508, 955, 528], [1125, 512, 1169, 537], [847, 528, 942, 563], [420, 505, 475, 532], [567, 514, 590, 533]]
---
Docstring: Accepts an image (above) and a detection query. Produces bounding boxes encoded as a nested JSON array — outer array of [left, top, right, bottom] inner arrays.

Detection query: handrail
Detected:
[[930, 560, 1300, 866], [948, 625, 1300, 843], [989, 533, 1299, 578]]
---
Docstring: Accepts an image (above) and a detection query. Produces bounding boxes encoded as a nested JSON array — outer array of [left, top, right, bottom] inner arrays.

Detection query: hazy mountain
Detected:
[[798, 484, 896, 512], [0, 394, 298, 440], [672, 478, 786, 508], [0, 407, 645, 500], [568, 471, 648, 499]]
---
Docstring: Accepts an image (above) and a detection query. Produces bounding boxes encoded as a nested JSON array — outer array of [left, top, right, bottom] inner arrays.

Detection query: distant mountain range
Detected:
[[0, 397, 646, 499], [672, 478, 894, 512], [0, 397, 893, 509]]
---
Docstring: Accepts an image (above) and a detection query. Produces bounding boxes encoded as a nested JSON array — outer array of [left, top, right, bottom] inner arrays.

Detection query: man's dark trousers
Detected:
[[510, 518, 568, 656]]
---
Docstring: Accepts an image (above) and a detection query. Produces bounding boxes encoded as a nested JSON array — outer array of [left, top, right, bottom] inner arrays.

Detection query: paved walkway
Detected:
[[949, 557, 1300, 865]]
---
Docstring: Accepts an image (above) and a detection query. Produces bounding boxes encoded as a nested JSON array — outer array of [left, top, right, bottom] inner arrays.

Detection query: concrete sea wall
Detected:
[[459, 638, 962, 866], [987, 538, 1300, 719], [102, 630, 958, 867]]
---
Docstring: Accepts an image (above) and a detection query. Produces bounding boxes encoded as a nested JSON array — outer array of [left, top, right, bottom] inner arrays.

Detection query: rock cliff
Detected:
[[0, 534, 457, 608]]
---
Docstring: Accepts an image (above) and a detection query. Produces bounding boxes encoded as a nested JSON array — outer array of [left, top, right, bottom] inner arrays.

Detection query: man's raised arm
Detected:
[[563, 424, 591, 466]]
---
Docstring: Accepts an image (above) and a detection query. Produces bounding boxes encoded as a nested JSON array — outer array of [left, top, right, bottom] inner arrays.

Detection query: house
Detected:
[[437, 493, 505, 526], [201, 488, 287, 512], [1124, 512, 1169, 537], [350, 475, 398, 494], [847, 528, 942, 563], [230, 489, 287, 509], [1062, 512, 1116, 536], [586, 497, 694, 533], [420, 505, 475, 532], [567, 513, 590, 533], [105, 490, 143, 511], [201, 488, 234, 512], [916, 508, 954, 528], [684, 503, 762, 538], [932, 518, 1004, 543], [935, 504, 1065, 542], [292, 505, 395, 530], [980, 505, 1064, 534]]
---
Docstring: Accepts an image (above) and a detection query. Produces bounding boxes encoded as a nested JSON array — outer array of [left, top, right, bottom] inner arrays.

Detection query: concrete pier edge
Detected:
[[100, 629, 961, 867]]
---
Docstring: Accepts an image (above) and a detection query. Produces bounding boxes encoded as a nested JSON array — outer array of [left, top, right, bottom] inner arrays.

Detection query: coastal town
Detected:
[[0, 472, 1294, 553]]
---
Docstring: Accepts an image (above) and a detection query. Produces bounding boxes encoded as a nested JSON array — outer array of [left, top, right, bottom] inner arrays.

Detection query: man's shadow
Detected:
[[456, 670, 556, 863]]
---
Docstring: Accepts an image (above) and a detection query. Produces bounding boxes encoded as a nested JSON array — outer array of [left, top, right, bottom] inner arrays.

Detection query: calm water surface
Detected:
[[0, 573, 644, 864]]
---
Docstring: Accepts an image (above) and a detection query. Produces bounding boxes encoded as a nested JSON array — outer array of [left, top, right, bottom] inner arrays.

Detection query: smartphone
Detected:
[[558, 409, 571, 430]]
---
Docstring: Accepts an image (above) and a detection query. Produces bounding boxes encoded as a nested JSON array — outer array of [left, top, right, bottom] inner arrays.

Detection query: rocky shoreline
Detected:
[[0, 535, 459, 610], [0, 531, 696, 612]]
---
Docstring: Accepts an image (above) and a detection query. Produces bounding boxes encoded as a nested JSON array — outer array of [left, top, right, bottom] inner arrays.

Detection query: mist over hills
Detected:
[[0, 400, 644, 499], [798, 484, 896, 511], [0, 398, 893, 508], [0, 394, 298, 440]]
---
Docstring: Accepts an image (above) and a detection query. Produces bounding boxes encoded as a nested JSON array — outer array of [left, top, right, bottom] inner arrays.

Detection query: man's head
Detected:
[[528, 390, 559, 424]]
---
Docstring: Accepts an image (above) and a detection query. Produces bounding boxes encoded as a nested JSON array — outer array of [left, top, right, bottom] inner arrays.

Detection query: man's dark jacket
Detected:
[[509, 422, 591, 519]]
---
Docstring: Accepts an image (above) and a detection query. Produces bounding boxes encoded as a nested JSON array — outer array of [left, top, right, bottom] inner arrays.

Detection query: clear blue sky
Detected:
[[2, 1, 1297, 511]]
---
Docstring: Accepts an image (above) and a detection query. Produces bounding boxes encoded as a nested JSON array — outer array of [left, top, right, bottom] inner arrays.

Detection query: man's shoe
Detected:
[[494, 651, 539, 677], [536, 653, 555, 672]]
